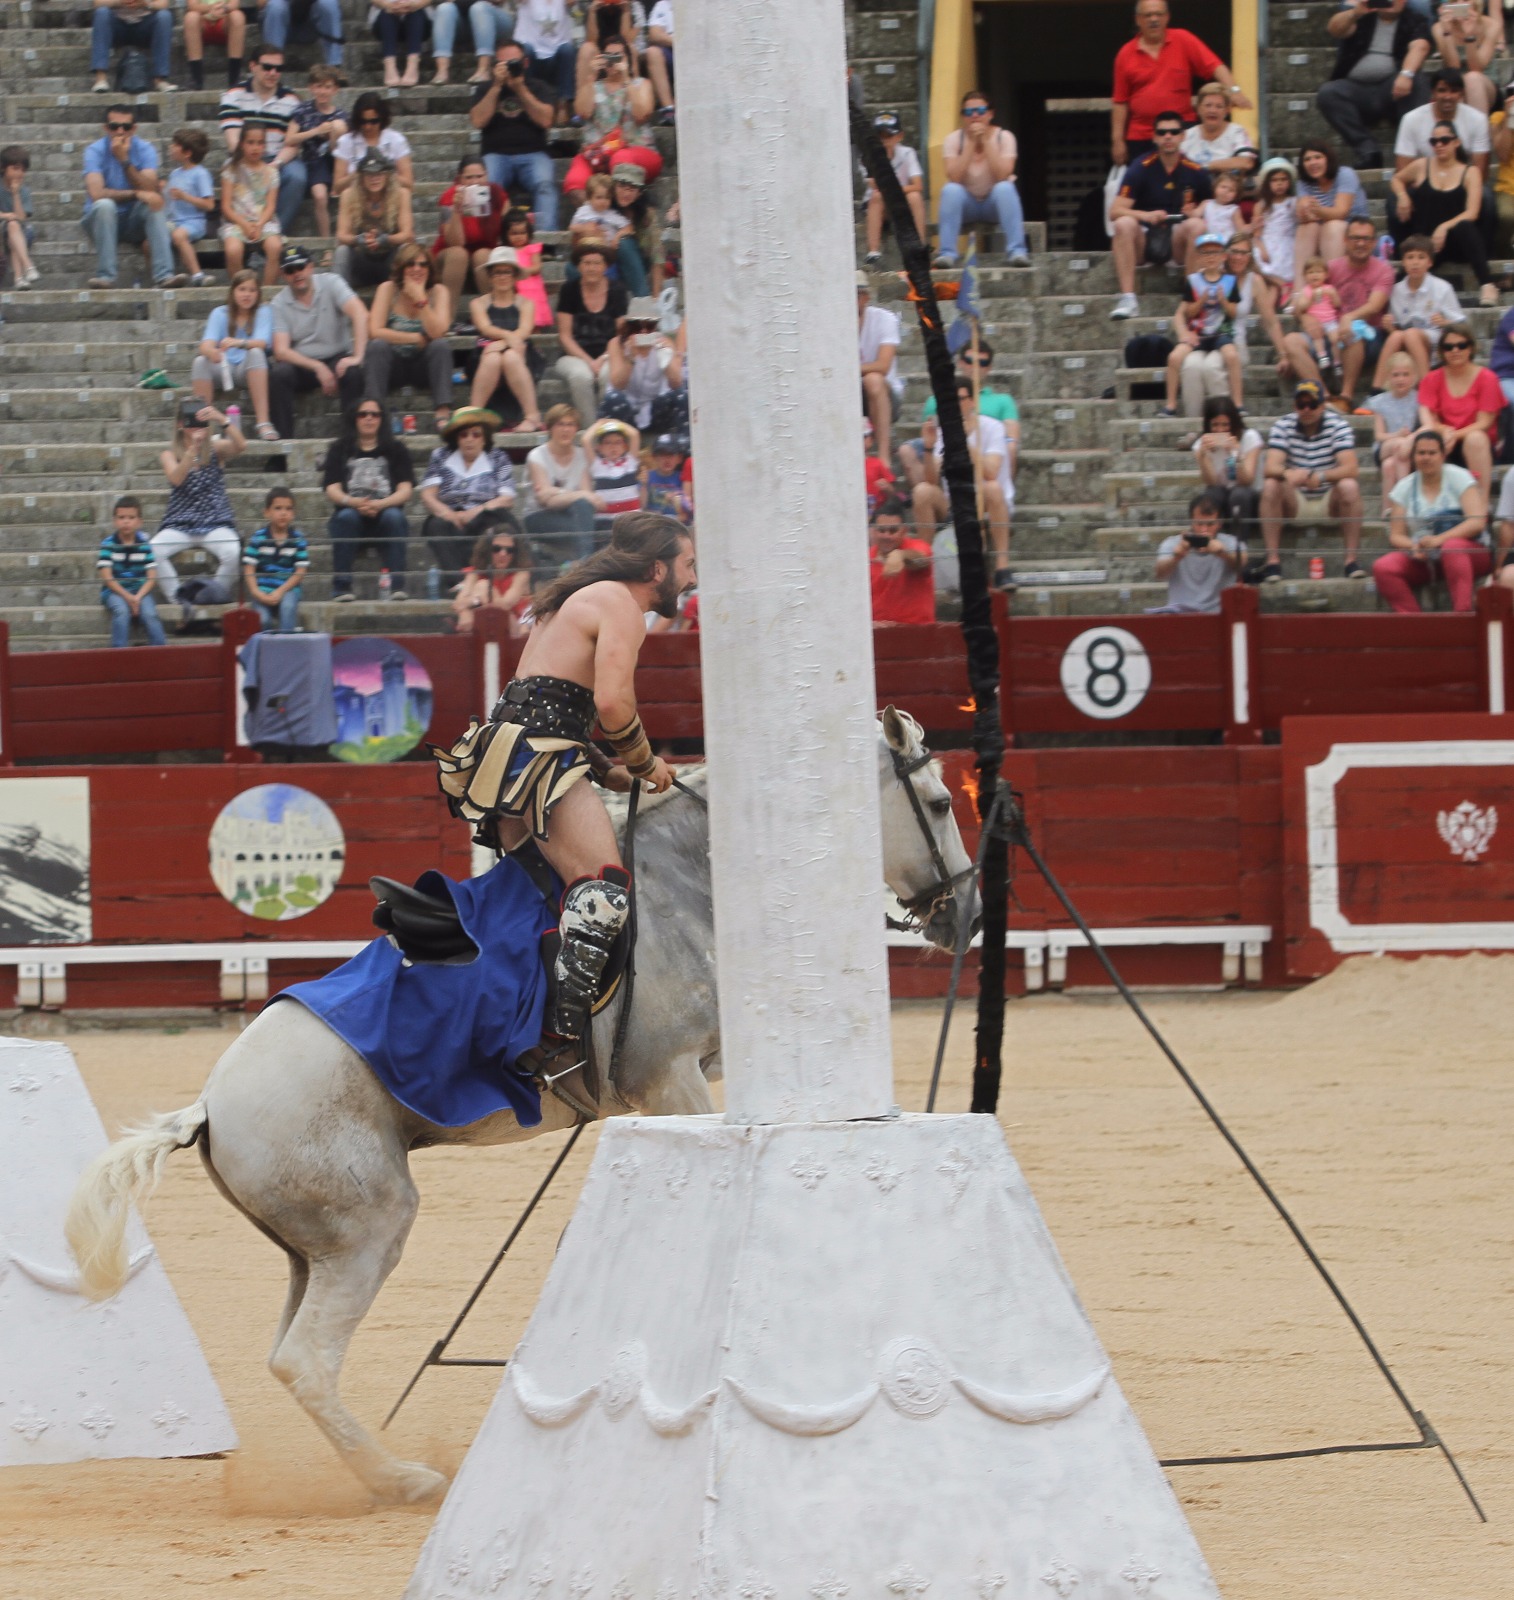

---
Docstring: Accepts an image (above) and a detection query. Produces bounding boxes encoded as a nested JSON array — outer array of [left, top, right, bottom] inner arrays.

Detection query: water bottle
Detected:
[[426, 565, 442, 600], [1374, 233, 1394, 261], [378, 568, 393, 601]]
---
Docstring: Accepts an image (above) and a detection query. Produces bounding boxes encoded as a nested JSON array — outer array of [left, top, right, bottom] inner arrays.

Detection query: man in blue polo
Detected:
[[1108, 109, 1210, 320], [81, 104, 173, 288]]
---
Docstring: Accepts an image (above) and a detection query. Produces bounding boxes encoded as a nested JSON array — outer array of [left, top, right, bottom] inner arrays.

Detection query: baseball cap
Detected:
[[1294, 380, 1325, 404], [1195, 232, 1226, 249], [874, 112, 901, 135], [356, 150, 395, 175], [279, 243, 312, 272], [652, 433, 682, 454]]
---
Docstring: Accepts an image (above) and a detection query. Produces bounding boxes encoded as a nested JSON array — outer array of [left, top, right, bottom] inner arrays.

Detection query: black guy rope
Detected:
[[994, 786, 1486, 1520]]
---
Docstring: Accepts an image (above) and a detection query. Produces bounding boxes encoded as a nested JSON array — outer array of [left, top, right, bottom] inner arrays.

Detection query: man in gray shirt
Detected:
[[1155, 490, 1242, 612], [1316, 0, 1432, 168], [267, 243, 368, 440]]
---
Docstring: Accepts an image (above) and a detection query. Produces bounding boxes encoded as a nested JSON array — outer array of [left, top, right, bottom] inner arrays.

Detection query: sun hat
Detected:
[[609, 163, 646, 189], [484, 246, 519, 271], [441, 405, 502, 442]]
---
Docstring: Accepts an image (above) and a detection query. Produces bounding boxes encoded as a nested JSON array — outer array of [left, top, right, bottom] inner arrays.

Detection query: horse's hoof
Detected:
[[379, 1460, 449, 1504]]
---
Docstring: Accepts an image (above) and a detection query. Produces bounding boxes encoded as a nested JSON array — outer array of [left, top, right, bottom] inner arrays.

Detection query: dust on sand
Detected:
[[3, 955, 1510, 1597]]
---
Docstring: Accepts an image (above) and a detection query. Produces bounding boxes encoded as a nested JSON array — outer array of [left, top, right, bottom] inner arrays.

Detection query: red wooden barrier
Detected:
[[1281, 712, 1514, 976]]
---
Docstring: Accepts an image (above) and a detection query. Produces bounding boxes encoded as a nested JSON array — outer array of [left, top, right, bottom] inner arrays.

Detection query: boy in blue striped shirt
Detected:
[[242, 486, 310, 631], [98, 496, 167, 647]]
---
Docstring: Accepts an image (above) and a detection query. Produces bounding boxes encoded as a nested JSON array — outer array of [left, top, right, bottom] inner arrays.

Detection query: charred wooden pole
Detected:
[[850, 105, 1010, 1115]]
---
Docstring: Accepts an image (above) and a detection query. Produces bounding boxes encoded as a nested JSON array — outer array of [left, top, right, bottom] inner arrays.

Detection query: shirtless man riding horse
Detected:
[[435, 511, 697, 1053]]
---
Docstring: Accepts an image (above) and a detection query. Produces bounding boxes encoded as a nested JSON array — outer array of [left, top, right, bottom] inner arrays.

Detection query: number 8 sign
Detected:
[[1059, 625, 1152, 720]]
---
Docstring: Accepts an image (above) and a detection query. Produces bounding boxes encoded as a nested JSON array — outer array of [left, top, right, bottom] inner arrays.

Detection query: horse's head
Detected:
[[877, 706, 980, 953]]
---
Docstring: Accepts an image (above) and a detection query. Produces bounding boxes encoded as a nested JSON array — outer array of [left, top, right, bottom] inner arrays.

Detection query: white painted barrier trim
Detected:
[[887, 925, 1271, 951], [0, 941, 367, 967], [1488, 619, 1505, 716], [1230, 619, 1250, 727], [1306, 739, 1514, 951]]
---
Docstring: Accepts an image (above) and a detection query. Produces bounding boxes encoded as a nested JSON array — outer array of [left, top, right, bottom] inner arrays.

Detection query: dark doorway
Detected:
[[974, 1, 1234, 247]]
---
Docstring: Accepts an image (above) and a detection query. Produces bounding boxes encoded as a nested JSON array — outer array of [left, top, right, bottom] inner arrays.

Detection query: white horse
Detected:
[[66, 709, 974, 1504]]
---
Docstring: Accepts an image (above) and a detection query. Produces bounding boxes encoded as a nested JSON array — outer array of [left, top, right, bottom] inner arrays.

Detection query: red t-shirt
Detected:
[[1327, 254, 1394, 328], [432, 181, 509, 254], [870, 539, 936, 626], [1112, 29, 1222, 141], [864, 455, 896, 511], [1418, 365, 1506, 436]]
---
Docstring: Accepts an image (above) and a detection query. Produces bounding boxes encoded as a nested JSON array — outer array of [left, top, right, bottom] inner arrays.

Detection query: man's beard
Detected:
[[651, 565, 683, 619]]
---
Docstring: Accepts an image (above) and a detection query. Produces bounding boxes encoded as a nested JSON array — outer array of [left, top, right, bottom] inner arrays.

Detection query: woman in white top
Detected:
[[1373, 429, 1489, 612], [1191, 396, 1263, 538], [1179, 84, 1259, 177], [332, 93, 415, 195], [523, 402, 603, 564]]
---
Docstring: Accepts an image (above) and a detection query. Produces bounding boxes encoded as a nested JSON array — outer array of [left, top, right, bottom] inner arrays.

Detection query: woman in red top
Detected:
[[1418, 328, 1504, 498], [452, 522, 534, 636], [433, 157, 509, 320]]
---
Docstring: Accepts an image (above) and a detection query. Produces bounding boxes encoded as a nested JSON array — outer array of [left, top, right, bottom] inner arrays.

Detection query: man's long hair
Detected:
[[532, 511, 689, 620]]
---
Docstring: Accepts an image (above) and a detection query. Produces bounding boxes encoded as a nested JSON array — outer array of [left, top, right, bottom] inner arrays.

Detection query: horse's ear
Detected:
[[882, 705, 908, 752]]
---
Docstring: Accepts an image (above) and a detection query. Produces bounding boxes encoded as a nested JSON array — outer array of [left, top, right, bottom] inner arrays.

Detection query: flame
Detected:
[[960, 768, 980, 812], [958, 696, 976, 713]]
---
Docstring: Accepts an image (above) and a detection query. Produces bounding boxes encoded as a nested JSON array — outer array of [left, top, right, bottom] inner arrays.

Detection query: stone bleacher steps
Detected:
[[2, 0, 1503, 648]]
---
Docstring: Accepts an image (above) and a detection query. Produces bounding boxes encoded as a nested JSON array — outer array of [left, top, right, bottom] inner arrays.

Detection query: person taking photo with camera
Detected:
[[470, 40, 560, 231]]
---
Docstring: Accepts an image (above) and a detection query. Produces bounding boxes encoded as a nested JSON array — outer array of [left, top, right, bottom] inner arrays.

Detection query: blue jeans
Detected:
[[253, 586, 303, 631], [276, 159, 309, 233], [102, 587, 166, 647], [482, 149, 558, 231], [329, 506, 409, 593], [373, 7, 427, 58], [91, 7, 173, 77], [935, 181, 1028, 262], [432, 0, 513, 58], [615, 236, 650, 296], [260, 0, 345, 65], [82, 197, 173, 284], [528, 40, 579, 102]]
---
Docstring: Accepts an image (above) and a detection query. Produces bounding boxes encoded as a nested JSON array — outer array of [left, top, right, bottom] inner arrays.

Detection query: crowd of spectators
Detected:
[[33, 0, 1514, 645]]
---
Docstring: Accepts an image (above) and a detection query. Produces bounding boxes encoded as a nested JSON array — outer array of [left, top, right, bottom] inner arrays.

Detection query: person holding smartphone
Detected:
[[1154, 489, 1242, 612]]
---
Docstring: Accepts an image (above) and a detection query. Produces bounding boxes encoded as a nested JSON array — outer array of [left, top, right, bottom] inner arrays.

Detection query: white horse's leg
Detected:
[[631, 1053, 716, 1116], [201, 1003, 447, 1502], [267, 1187, 445, 1504]]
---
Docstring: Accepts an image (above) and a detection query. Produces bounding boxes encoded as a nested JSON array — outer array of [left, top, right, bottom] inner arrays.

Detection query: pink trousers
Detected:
[[1372, 539, 1492, 613]]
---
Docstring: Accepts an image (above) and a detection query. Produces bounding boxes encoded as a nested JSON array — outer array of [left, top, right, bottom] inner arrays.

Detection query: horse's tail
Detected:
[[64, 1101, 208, 1301]]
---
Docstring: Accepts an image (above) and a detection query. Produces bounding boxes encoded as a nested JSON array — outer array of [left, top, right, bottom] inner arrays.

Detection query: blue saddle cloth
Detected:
[[278, 857, 556, 1128]]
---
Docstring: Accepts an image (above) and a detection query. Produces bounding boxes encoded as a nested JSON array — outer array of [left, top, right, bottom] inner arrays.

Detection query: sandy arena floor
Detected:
[[3, 955, 1511, 1597]]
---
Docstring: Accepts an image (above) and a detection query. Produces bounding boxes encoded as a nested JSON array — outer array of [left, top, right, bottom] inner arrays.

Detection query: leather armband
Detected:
[[603, 714, 656, 778]]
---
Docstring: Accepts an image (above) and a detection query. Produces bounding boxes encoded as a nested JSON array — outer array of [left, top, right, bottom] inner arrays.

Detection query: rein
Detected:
[[886, 743, 978, 935]]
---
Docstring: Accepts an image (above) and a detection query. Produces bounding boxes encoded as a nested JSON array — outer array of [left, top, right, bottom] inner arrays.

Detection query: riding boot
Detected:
[[545, 867, 631, 1044]]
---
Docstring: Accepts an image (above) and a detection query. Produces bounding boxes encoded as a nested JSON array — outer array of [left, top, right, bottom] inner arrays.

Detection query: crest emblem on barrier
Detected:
[[1436, 801, 1498, 863]]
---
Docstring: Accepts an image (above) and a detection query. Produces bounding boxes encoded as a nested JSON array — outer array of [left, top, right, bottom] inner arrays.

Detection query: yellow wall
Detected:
[[927, 0, 1260, 197]]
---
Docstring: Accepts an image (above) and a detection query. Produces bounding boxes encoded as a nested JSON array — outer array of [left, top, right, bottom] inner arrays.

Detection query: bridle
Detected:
[[885, 742, 977, 935]]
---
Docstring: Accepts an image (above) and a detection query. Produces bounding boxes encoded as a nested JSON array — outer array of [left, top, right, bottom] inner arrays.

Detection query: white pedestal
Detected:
[[0, 1038, 237, 1466], [406, 1114, 1219, 1599]]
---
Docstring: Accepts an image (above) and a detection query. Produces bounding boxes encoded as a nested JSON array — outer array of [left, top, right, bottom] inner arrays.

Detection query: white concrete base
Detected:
[[0, 1037, 237, 1466], [406, 1114, 1219, 1599]]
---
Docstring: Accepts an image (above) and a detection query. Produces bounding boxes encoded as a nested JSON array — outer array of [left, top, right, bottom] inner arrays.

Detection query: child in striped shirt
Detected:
[[242, 486, 310, 631]]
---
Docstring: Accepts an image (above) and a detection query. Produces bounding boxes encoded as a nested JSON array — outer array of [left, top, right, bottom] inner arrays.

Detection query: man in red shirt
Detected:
[[1111, 0, 1251, 166], [1281, 218, 1395, 408], [869, 497, 936, 626]]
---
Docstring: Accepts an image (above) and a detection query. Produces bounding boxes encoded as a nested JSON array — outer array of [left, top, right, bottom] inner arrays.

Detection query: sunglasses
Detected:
[[1295, 397, 1323, 409], [358, 116, 382, 126], [1442, 340, 1472, 351], [492, 543, 515, 554], [961, 355, 992, 368], [1429, 135, 1456, 146], [404, 260, 430, 270], [356, 408, 383, 418], [107, 121, 134, 133], [963, 106, 989, 117], [256, 61, 283, 72], [1155, 127, 1184, 136]]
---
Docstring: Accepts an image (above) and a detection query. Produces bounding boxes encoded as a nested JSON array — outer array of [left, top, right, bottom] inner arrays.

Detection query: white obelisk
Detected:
[[406, 5, 1222, 1595]]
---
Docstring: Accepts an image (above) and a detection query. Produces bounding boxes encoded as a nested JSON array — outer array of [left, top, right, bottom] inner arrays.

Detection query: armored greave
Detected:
[[547, 867, 631, 1043]]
